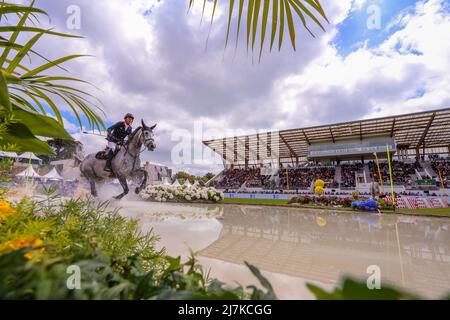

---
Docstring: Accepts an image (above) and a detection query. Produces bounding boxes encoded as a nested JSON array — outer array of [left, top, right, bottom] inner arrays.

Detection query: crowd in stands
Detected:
[[368, 160, 420, 185], [214, 158, 450, 190], [245, 169, 272, 188], [215, 168, 256, 189], [278, 167, 336, 189], [431, 157, 450, 187], [340, 163, 363, 188]]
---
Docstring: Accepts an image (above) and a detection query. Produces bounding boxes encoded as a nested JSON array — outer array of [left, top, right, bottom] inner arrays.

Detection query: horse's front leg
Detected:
[[89, 180, 98, 197], [133, 169, 148, 194], [114, 175, 129, 200]]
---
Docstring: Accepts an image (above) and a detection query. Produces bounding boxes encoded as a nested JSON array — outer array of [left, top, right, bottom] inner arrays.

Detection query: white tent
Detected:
[[42, 168, 64, 180], [16, 166, 42, 178], [0, 151, 18, 159], [172, 179, 181, 186], [18, 152, 41, 161], [193, 180, 200, 187], [162, 177, 171, 186], [184, 179, 192, 187]]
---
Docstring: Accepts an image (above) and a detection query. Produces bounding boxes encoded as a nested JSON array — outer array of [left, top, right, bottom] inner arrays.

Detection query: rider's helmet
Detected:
[[124, 113, 134, 120]]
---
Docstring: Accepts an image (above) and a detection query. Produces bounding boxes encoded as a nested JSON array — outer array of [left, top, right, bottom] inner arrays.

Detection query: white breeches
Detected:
[[107, 141, 117, 149]]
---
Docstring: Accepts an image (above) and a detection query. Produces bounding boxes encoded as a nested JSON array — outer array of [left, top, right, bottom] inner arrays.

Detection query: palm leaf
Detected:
[[1, 1, 104, 134], [12, 104, 72, 139], [224, 0, 235, 49], [6, 32, 43, 73], [21, 55, 88, 78], [269, 0, 278, 51], [0, 71, 12, 112], [190, 0, 328, 59], [284, 0, 296, 50], [259, 0, 270, 60], [235, 0, 245, 50], [279, 0, 285, 51], [1, 122, 54, 154]]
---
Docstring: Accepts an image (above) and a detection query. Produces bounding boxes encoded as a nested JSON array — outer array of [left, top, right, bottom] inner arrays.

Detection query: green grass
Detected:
[[223, 198, 354, 212], [223, 198, 450, 217], [223, 198, 291, 206], [398, 208, 450, 216]]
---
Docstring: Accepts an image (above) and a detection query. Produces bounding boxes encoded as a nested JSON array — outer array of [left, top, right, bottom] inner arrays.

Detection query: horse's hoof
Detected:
[[135, 188, 141, 194]]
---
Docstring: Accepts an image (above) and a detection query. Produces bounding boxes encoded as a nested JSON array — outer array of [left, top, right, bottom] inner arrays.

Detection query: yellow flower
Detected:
[[24, 251, 35, 260], [0, 200, 15, 222], [0, 235, 45, 259]]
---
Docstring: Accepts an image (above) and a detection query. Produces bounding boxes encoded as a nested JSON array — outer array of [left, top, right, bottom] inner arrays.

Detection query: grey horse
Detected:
[[80, 120, 156, 200]]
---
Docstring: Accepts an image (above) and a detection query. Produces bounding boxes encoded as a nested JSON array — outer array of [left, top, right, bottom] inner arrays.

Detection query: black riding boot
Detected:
[[104, 149, 114, 172]]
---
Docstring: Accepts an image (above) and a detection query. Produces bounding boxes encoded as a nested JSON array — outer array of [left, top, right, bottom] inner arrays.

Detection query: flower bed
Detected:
[[139, 185, 224, 203], [289, 195, 353, 208], [288, 195, 394, 211]]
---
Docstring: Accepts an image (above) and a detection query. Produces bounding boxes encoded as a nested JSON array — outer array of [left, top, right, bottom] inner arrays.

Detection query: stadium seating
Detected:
[[368, 160, 420, 185], [278, 167, 336, 190], [340, 163, 363, 188], [212, 159, 449, 191], [431, 158, 450, 187]]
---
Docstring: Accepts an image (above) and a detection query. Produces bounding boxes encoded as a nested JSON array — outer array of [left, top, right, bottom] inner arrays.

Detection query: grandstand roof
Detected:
[[203, 107, 450, 163]]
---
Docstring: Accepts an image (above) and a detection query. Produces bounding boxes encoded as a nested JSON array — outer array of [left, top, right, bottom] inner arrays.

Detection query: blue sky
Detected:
[[334, 0, 439, 56]]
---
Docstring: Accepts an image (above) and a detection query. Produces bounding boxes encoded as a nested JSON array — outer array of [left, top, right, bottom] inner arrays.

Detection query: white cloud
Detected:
[[274, 0, 450, 125], [26, 0, 450, 175]]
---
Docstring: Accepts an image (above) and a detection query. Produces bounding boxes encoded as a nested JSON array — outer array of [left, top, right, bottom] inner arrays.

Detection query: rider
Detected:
[[104, 113, 134, 172]]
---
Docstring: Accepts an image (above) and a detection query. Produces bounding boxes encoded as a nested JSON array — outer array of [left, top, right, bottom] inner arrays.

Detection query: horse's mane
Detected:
[[126, 126, 142, 146]]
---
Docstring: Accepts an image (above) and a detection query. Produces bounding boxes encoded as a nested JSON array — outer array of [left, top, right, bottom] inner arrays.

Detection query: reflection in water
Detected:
[[121, 201, 450, 299]]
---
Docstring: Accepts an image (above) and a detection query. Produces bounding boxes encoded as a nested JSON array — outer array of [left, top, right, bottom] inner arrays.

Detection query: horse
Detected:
[[80, 120, 156, 200]]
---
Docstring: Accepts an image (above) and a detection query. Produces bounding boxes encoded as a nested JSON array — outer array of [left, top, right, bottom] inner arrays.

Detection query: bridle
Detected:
[[123, 127, 155, 159]]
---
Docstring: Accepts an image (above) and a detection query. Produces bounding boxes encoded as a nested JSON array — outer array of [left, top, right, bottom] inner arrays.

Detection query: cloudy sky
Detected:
[[13, 0, 450, 174]]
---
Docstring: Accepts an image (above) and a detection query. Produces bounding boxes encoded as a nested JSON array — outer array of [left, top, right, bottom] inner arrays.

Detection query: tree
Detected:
[[39, 138, 84, 164], [173, 171, 196, 184], [0, 1, 105, 155], [189, 0, 328, 61]]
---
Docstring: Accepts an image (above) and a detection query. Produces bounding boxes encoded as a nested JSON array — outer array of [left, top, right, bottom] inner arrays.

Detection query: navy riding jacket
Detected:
[[106, 121, 132, 144]]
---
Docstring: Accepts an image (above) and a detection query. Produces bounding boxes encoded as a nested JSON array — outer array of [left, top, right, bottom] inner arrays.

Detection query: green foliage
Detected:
[[173, 171, 196, 184], [307, 278, 429, 300], [0, 195, 276, 300], [38, 138, 84, 164], [0, 158, 14, 182]]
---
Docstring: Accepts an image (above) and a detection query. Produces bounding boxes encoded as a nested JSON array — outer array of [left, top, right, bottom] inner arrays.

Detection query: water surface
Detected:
[[121, 201, 450, 299]]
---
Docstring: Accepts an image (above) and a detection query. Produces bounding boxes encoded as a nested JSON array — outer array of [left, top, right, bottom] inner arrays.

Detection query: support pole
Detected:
[[387, 145, 396, 211]]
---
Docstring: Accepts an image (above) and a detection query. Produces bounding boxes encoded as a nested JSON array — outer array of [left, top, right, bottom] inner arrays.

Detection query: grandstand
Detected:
[[203, 108, 450, 193]]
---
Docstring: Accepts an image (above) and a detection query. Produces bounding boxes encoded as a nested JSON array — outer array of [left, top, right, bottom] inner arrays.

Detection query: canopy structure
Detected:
[[42, 168, 64, 180], [184, 179, 192, 187], [0, 151, 18, 159], [203, 107, 450, 166], [172, 179, 181, 186], [193, 180, 200, 187], [162, 177, 171, 186], [17, 152, 42, 161], [16, 166, 42, 178]]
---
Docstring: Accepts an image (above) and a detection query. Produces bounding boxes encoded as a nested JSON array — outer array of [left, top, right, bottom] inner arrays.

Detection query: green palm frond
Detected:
[[189, 0, 328, 61], [0, 1, 105, 133]]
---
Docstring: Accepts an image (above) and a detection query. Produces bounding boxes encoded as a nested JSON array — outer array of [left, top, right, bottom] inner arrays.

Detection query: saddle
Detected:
[[95, 150, 109, 160]]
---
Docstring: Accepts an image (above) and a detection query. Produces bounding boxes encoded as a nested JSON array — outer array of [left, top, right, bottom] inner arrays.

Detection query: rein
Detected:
[[122, 127, 153, 171]]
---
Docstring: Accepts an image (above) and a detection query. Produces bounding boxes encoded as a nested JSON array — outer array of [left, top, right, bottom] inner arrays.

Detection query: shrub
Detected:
[[0, 194, 276, 300]]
